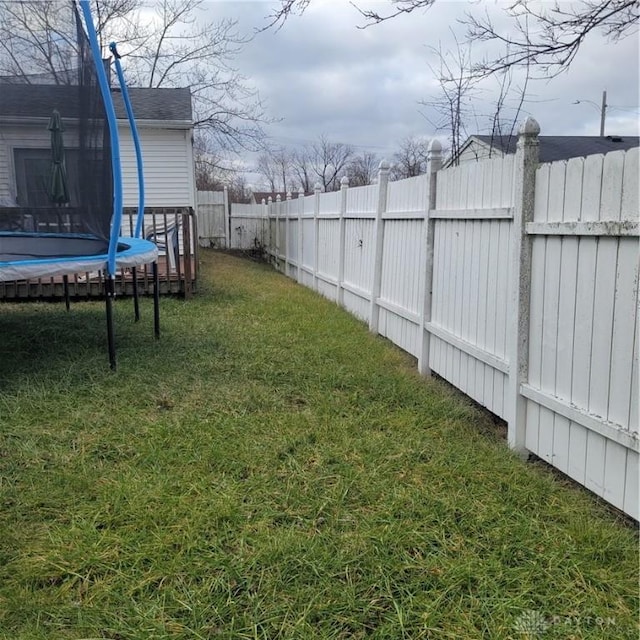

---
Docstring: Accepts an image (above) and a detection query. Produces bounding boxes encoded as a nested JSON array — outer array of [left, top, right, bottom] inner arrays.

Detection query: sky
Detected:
[[201, 0, 639, 175]]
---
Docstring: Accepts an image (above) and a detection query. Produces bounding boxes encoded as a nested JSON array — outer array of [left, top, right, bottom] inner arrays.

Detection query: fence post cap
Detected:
[[519, 116, 540, 137], [314, 183, 322, 193], [378, 160, 390, 171], [340, 176, 349, 187], [298, 187, 305, 197], [428, 139, 442, 153]]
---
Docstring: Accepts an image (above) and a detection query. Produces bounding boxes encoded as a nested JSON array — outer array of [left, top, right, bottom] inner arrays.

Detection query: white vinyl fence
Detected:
[[229, 119, 639, 519], [229, 201, 269, 251], [197, 189, 229, 248]]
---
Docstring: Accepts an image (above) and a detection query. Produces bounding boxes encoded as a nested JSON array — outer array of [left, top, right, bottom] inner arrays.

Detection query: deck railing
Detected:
[[0, 206, 197, 300]]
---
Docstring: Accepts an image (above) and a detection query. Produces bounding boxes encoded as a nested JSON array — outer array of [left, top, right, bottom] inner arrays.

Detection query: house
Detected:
[[249, 191, 305, 204], [446, 134, 640, 166], [0, 84, 196, 210]]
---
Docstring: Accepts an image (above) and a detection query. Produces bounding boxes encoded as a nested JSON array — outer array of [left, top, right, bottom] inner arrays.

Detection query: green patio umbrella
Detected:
[[48, 109, 70, 205], [48, 109, 72, 311]]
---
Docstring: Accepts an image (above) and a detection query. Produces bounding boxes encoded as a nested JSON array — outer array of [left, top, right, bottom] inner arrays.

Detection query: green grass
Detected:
[[0, 250, 637, 640]]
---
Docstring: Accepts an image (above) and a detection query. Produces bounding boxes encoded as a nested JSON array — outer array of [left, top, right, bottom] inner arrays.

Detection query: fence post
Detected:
[[368, 160, 390, 333], [506, 116, 540, 453], [313, 183, 322, 291], [297, 187, 304, 283], [262, 198, 271, 258], [275, 194, 281, 271], [418, 140, 442, 376], [223, 186, 230, 249], [267, 196, 273, 265], [182, 210, 193, 299], [337, 176, 349, 306], [284, 191, 292, 277]]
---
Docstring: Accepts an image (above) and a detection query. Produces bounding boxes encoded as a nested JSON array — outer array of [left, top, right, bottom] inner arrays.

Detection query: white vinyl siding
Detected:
[[119, 126, 195, 209], [0, 122, 194, 208], [449, 140, 505, 166]]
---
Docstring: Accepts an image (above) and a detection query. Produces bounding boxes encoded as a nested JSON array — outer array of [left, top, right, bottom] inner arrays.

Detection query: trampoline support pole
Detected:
[[105, 276, 117, 370], [132, 266, 140, 322], [153, 261, 160, 339], [63, 275, 70, 311]]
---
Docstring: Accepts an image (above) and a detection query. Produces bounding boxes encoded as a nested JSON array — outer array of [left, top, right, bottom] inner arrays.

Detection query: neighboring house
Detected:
[[0, 84, 196, 209], [249, 191, 305, 204], [446, 134, 640, 166]]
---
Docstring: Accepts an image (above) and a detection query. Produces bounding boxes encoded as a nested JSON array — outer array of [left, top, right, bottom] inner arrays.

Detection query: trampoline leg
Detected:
[[153, 261, 160, 339], [132, 267, 140, 322], [105, 276, 117, 370], [63, 275, 70, 311]]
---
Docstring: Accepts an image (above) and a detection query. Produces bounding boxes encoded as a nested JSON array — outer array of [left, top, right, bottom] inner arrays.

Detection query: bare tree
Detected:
[[272, 147, 294, 193], [346, 151, 379, 186], [125, 0, 267, 151], [0, 0, 267, 152], [290, 148, 314, 194], [258, 138, 364, 193], [421, 36, 532, 164], [391, 137, 429, 179], [421, 37, 478, 164], [309, 135, 354, 191], [267, 0, 639, 76], [255, 152, 280, 192], [0, 1, 141, 82], [466, 1, 638, 77], [194, 133, 251, 201], [485, 56, 531, 157], [255, 147, 294, 192]]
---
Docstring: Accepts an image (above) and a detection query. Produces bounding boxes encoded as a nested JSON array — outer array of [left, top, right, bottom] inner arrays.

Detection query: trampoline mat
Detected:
[[0, 234, 109, 262]]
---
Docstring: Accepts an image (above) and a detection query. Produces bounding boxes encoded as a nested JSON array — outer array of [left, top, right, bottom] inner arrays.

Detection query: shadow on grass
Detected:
[[0, 295, 229, 397], [0, 300, 146, 386]]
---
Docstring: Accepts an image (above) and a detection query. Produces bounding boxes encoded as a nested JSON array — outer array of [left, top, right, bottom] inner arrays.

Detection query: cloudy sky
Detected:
[[202, 0, 639, 169]]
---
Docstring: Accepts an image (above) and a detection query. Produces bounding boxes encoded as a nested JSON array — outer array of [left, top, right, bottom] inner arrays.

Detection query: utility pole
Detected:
[[600, 90, 607, 137]]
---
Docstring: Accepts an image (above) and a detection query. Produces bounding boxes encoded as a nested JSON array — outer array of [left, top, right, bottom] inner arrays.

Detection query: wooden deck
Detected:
[[0, 256, 197, 300], [0, 207, 198, 301]]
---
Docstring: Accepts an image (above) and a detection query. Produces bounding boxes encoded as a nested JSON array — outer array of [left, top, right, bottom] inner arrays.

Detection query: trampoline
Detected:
[[0, 1, 160, 369], [0, 235, 157, 281]]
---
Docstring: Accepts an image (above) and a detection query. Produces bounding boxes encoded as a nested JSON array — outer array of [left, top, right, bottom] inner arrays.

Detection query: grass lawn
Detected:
[[0, 250, 637, 639]]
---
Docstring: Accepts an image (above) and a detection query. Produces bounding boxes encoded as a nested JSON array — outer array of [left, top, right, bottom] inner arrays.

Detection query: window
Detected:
[[14, 148, 81, 207]]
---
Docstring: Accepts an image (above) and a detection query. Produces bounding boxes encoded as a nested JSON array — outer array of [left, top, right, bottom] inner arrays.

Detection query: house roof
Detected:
[[472, 135, 639, 163], [250, 191, 304, 203], [0, 84, 192, 122]]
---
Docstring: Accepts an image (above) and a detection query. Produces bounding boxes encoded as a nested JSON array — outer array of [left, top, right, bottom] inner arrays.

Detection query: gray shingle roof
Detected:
[[0, 84, 192, 122], [113, 87, 192, 121], [250, 191, 305, 203], [474, 135, 639, 162]]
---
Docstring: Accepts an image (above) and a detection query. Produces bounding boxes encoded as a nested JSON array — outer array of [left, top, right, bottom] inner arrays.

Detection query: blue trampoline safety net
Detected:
[[0, 1, 112, 258]]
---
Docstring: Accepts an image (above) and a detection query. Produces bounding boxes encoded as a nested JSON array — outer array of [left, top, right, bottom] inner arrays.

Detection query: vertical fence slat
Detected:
[[581, 154, 604, 221], [621, 147, 639, 221], [600, 150, 625, 221], [608, 239, 638, 428], [588, 240, 619, 419], [563, 157, 584, 221]]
